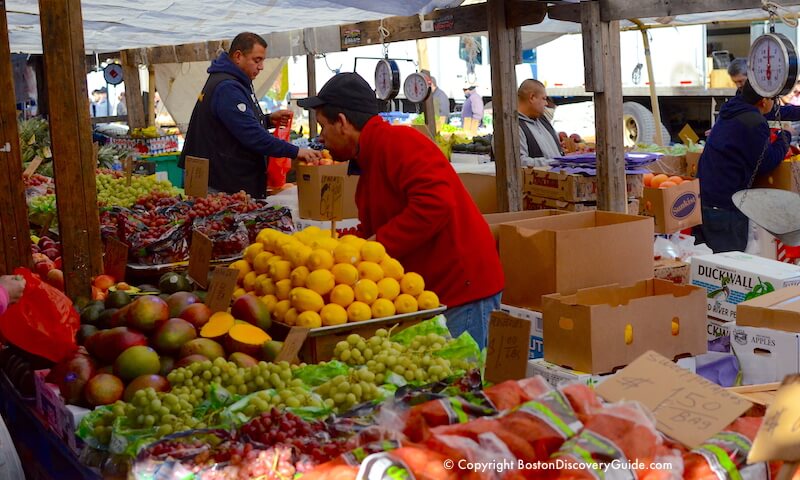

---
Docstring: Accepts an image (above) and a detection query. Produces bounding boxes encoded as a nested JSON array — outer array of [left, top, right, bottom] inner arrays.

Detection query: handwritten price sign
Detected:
[[485, 311, 530, 383], [597, 351, 751, 447]]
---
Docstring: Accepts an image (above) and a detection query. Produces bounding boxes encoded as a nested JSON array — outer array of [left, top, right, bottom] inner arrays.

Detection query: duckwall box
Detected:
[[542, 278, 706, 374]]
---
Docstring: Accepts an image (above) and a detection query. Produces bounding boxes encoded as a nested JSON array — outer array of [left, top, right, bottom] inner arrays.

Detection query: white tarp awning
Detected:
[[6, 0, 464, 54]]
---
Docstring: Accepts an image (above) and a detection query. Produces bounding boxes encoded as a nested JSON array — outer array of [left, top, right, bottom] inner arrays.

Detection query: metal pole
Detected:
[[631, 18, 664, 146]]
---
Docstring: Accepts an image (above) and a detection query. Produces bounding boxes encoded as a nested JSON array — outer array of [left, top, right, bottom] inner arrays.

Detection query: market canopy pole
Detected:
[[487, 0, 524, 212], [148, 65, 156, 127], [0, 3, 32, 274], [120, 50, 146, 129], [630, 18, 663, 146], [306, 55, 318, 137], [38, 0, 103, 297], [582, 1, 626, 212]]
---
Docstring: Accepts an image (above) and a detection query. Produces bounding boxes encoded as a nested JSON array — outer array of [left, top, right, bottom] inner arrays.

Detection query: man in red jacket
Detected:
[[298, 73, 504, 348]]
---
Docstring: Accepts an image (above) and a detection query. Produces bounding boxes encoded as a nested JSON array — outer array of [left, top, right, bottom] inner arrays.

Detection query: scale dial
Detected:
[[375, 59, 400, 101], [403, 71, 431, 103], [748, 33, 798, 98]]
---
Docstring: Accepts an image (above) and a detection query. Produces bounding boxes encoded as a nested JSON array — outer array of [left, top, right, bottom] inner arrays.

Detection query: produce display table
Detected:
[[0, 373, 101, 480]]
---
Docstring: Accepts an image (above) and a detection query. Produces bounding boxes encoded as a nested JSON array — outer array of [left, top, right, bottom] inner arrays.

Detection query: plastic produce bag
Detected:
[[293, 360, 350, 387], [267, 113, 294, 189], [0, 268, 79, 363], [236, 204, 295, 242], [391, 315, 452, 344], [193, 211, 250, 261], [654, 233, 712, 262]]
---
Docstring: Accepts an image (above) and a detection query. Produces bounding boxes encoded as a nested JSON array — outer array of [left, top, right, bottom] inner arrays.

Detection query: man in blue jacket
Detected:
[[695, 80, 791, 253], [180, 32, 321, 197]]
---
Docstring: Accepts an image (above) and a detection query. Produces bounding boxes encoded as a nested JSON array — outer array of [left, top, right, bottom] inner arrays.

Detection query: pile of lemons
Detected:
[[228, 226, 440, 328]]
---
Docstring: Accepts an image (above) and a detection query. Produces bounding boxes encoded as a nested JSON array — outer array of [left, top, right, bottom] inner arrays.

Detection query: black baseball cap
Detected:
[[297, 73, 379, 115]]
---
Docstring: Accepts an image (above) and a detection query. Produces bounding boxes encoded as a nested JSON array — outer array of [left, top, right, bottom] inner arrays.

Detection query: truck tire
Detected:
[[623, 102, 671, 146]]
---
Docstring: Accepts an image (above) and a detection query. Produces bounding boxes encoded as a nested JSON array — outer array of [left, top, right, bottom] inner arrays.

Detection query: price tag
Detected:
[[184, 156, 209, 198], [275, 327, 309, 363], [103, 238, 129, 282], [319, 175, 344, 220], [748, 377, 800, 463], [679, 124, 700, 145], [23, 156, 44, 177], [484, 311, 530, 384], [187, 230, 213, 288], [42, 145, 52, 158], [124, 156, 133, 186], [596, 351, 752, 448], [205, 267, 239, 313]]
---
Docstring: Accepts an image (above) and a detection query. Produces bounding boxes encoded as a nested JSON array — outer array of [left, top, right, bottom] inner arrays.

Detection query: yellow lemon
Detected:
[[357, 261, 384, 282], [256, 228, 279, 247], [242, 271, 258, 292], [394, 294, 419, 314], [380, 257, 405, 280], [269, 260, 292, 281], [259, 294, 278, 312], [354, 279, 379, 305], [400, 272, 425, 296], [340, 234, 367, 251], [331, 263, 359, 286], [360, 241, 387, 263], [290, 266, 310, 288], [291, 287, 325, 313], [330, 284, 355, 308], [266, 254, 284, 267], [229, 260, 251, 283], [284, 308, 299, 326], [416, 290, 440, 310], [347, 301, 372, 322], [313, 237, 339, 253], [255, 275, 275, 296], [243, 242, 264, 264], [232, 287, 247, 300], [320, 304, 348, 326], [272, 299, 291, 322], [377, 277, 400, 301], [302, 225, 322, 236], [333, 243, 361, 265], [297, 311, 322, 328], [371, 298, 396, 318], [275, 279, 293, 300], [307, 249, 334, 271], [253, 251, 274, 275], [306, 269, 335, 295], [287, 244, 313, 269], [295, 231, 315, 246]]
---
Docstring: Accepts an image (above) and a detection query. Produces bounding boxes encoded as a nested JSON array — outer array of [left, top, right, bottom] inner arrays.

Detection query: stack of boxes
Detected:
[[487, 209, 707, 387], [521, 167, 642, 214]]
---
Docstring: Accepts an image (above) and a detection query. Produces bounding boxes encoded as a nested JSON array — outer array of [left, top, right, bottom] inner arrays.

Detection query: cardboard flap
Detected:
[[500, 225, 556, 309]]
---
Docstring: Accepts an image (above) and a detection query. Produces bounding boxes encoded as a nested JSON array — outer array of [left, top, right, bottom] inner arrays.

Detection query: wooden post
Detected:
[[38, 0, 103, 297], [582, 2, 626, 212], [487, 0, 522, 212], [148, 65, 156, 127], [306, 54, 317, 137], [120, 50, 146, 128], [0, 5, 32, 274]]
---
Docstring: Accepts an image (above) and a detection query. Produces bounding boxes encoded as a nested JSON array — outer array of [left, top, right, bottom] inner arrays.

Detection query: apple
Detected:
[[35, 259, 54, 277], [42, 248, 60, 261]]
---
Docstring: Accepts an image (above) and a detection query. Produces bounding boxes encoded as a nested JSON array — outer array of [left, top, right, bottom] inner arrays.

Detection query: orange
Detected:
[[659, 181, 678, 189], [667, 176, 683, 185], [643, 173, 654, 187], [649, 174, 669, 189]]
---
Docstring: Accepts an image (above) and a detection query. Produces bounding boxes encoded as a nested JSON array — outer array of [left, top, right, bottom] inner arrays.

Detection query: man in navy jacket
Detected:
[[696, 80, 791, 253], [180, 32, 321, 197]]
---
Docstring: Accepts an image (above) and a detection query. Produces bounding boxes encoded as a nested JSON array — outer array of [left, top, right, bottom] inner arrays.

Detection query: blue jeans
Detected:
[[445, 292, 502, 350]]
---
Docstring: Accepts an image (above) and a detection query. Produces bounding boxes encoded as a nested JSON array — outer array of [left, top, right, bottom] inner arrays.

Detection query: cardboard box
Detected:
[[523, 193, 640, 216], [707, 317, 734, 353], [691, 252, 800, 322], [459, 173, 497, 214], [498, 304, 544, 359], [736, 285, 800, 332], [645, 155, 686, 176], [754, 159, 800, 193], [710, 69, 736, 89], [685, 151, 702, 178], [639, 178, 701, 234], [542, 278, 706, 374], [483, 210, 566, 246], [654, 258, 691, 285], [523, 167, 644, 202], [296, 163, 359, 220], [526, 359, 610, 387], [731, 324, 800, 384], [499, 211, 654, 309]]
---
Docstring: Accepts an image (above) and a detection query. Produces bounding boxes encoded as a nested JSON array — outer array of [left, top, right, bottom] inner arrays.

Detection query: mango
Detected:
[[175, 354, 209, 368], [166, 292, 201, 318], [114, 346, 160, 381], [231, 294, 271, 331], [128, 295, 169, 333], [179, 303, 212, 329], [123, 374, 170, 402], [228, 352, 259, 368], [178, 338, 224, 361], [159, 356, 176, 376], [261, 340, 284, 362], [46, 350, 96, 405], [152, 318, 197, 354], [84, 373, 124, 406], [85, 327, 147, 364]]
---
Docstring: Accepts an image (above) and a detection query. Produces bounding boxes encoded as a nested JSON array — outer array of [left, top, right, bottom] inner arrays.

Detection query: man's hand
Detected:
[[296, 148, 323, 165], [0, 275, 25, 304], [269, 109, 293, 128]]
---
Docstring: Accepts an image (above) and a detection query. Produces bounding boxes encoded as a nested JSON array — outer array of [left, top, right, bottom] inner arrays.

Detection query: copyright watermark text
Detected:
[[442, 458, 674, 473]]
